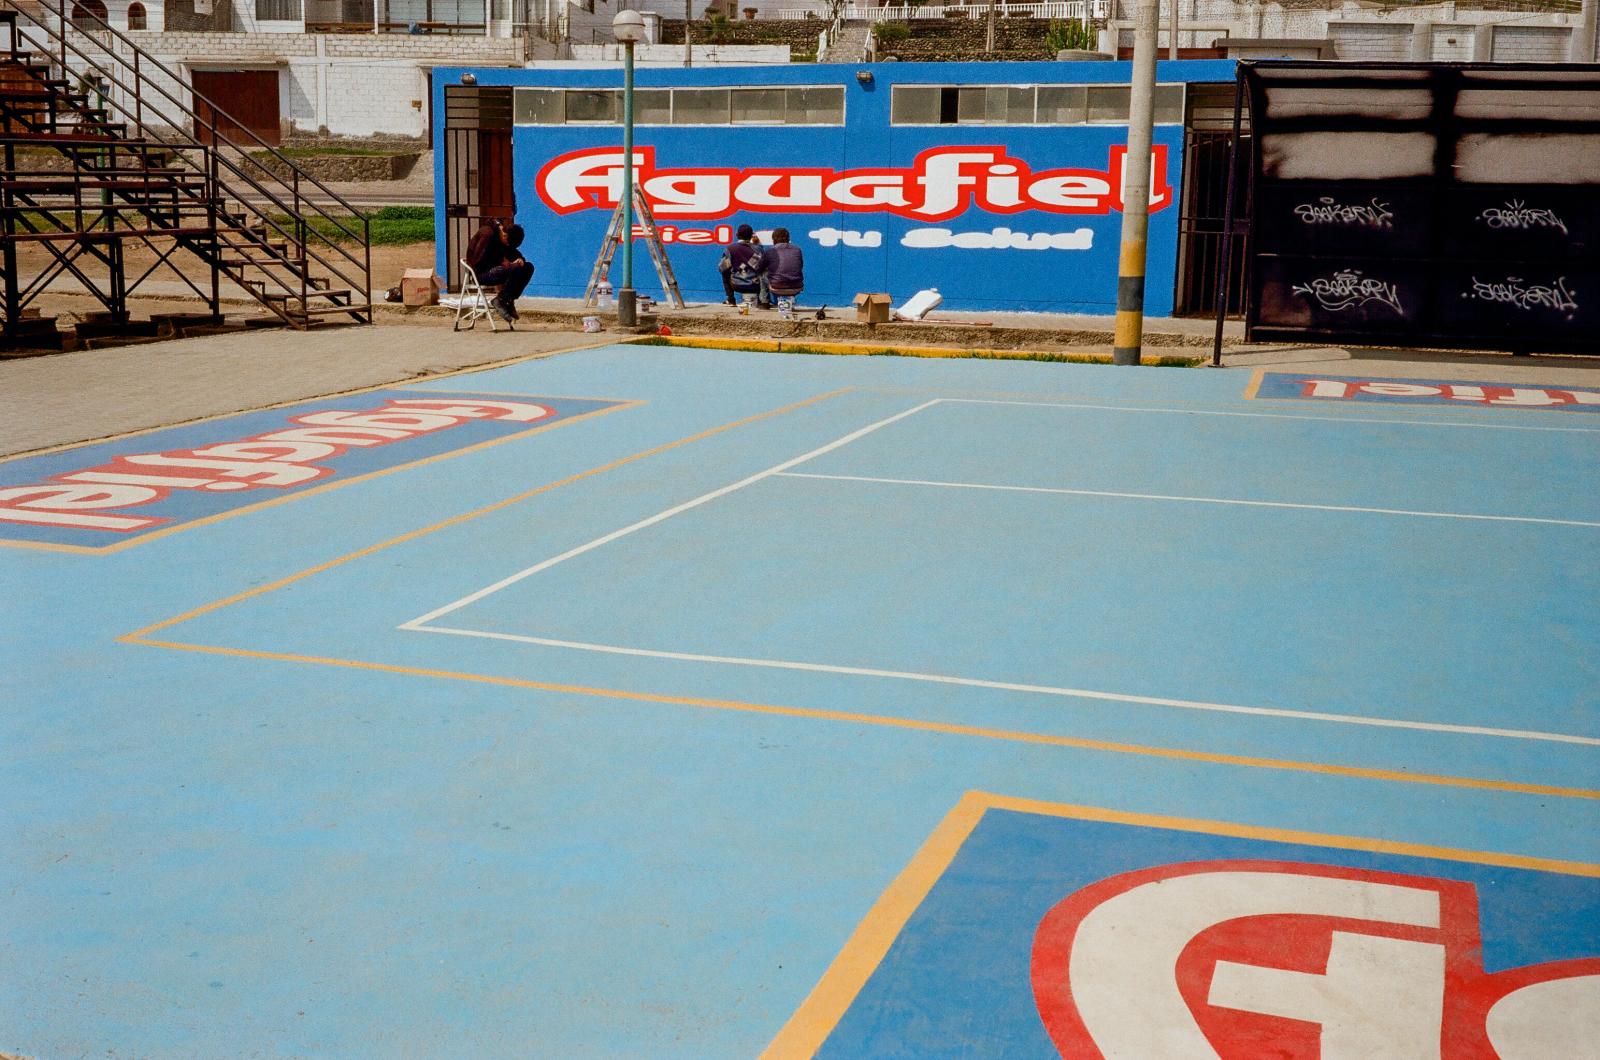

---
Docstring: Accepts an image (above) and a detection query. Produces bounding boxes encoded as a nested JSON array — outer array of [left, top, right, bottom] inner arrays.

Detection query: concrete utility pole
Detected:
[[986, 0, 997, 56], [1168, 0, 1179, 59], [1112, 0, 1160, 366], [684, 0, 693, 66]]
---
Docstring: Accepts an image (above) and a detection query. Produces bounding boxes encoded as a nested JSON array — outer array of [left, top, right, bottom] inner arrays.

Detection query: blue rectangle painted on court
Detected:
[[0, 390, 626, 550], [1252, 372, 1600, 411], [804, 800, 1600, 1058]]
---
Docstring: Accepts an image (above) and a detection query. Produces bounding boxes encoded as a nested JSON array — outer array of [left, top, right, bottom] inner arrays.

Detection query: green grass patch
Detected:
[[266, 205, 433, 247]]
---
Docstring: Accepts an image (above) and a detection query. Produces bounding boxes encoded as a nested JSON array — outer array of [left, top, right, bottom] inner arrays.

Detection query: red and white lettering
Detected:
[[1298, 379, 1361, 398], [1484, 388, 1572, 407], [0, 484, 164, 530], [535, 145, 1173, 224], [1361, 382, 1444, 397], [1031, 860, 1600, 1059], [2, 394, 560, 534], [117, 453, 327, 488], [388, 398, 554, 422]]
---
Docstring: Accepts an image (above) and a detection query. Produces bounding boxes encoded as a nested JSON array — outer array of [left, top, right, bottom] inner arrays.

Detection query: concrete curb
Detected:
[[628, 335, 1202, 367], [378, 302, 1224, 350]]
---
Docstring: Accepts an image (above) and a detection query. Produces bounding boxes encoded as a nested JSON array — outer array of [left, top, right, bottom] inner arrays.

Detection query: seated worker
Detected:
[[717, 224, 764, 307], [763, 228, 804, 315], [466, 219, 533, 322], [751, 233, 773, 310]]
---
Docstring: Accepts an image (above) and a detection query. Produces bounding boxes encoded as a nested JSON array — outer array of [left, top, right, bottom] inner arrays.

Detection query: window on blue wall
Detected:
[[511, 86, 845, 127], [514, 88, 563, 124], [566, 89, 619, 123], [672, 88, 731, 124], [889, 83, 1185, 125], [786, 87, 842, 124], [1086, 85, 1131, 123], [732, 88, 786, 124], [1036, 85, 1087, 123], [891, 85, 941, 124], [636, 89, 672, 124]]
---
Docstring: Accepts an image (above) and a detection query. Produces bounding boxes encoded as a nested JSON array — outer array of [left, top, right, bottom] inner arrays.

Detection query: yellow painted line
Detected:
[[114, 637, 1600, 804], [1242, 367, 1265, 400], [0, 335, 624, 464], [7, 401, 640, 556], [635, 336, 1197, 367], [0, 538, 104, 555], [763, 791, 1600, 1058], [120, 387, 853, 638], [762, 791, 992, 1060]]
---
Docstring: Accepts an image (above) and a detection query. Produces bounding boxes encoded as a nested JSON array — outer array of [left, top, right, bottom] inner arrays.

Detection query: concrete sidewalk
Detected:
[[8, 313, 1599, 460], [0, 324, 608, 457]]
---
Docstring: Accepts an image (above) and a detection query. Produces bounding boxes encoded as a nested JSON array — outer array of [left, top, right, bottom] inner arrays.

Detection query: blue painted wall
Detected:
[[434, 61, 1236, 315]]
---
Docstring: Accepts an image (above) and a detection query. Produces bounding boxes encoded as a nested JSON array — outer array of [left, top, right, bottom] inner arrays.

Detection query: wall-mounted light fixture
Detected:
[[855, 70, 874, 86], [459, 72, 477, 86]]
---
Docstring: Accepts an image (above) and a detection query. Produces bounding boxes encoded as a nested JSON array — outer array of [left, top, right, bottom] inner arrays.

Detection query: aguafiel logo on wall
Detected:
[[0, 391, 628, 551], [534, 144, 1173, 223]]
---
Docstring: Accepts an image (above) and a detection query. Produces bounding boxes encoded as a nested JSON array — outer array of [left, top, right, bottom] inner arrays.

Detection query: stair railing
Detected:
[[2, 0, 373, 319]]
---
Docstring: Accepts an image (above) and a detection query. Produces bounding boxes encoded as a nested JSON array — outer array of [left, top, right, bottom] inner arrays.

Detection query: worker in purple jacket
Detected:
[[763, 228, 804, 317]]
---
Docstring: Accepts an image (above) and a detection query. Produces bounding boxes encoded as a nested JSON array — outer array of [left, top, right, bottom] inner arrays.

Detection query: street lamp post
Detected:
[[612, 9, 646, 327]]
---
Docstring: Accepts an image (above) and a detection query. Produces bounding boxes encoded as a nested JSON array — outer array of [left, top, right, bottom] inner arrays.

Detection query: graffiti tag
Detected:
[[1479, 200, 1569, 236], [1291, 270, 1404, 315], [1293, 196, 1394, 230], [1466, 275, 1580, 319]]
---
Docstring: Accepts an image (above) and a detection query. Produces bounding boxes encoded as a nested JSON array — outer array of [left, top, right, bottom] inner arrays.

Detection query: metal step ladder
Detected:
[[582, 183, 685, 310]]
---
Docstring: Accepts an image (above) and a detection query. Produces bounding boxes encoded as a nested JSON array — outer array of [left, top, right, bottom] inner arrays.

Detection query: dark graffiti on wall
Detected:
[[1239, 62, 1600, 354]]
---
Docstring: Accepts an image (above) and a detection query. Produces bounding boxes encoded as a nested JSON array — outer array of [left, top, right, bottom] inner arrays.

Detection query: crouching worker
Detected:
[[764, 228, 804, 318], [718, 224, 764, 309], [467, 219, 534, 323]]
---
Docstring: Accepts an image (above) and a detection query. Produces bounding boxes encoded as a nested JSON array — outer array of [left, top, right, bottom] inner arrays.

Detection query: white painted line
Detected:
[[400, 399, 944, 629], [945, 397, 1600, 433], [775, 472, 1600, 529], [408, 624, 1600, 748]]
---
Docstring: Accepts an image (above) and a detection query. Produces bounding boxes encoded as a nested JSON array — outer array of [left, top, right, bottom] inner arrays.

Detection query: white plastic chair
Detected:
[[454, 259, 512, 332]]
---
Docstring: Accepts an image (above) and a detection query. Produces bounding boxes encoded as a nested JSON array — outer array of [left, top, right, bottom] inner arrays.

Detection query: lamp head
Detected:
[[612, 9, 647, 44], [459, 72, 477, 85]]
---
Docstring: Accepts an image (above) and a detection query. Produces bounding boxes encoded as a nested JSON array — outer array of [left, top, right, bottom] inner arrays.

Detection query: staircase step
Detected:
[[284, 303, 373, 318], [261, 289, 354, 303]]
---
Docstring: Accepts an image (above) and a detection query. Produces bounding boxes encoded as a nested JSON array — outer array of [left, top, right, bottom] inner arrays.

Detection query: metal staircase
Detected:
[[0, 0, 373, 350]]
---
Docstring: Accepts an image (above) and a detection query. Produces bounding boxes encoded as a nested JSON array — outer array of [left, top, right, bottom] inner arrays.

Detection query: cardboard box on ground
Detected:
[[854, 293, 891, 324], [401, 269, 443, 307]]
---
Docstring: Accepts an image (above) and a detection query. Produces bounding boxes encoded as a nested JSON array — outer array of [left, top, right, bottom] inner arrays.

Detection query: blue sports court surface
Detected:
[[4, 344, 1597, 1057]]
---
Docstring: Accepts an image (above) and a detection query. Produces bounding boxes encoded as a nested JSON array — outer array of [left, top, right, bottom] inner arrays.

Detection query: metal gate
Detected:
[[442, 85, 514, 290], [1174, 82, 1248, 318]]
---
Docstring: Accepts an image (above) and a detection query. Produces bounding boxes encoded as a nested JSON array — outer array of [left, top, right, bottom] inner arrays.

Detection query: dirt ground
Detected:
[[11, 239, 438, 334], [13, 239, 435, 298]]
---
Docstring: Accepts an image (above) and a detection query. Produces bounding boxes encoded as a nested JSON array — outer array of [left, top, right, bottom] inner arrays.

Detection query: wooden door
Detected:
[[192, 69, 281, 147]]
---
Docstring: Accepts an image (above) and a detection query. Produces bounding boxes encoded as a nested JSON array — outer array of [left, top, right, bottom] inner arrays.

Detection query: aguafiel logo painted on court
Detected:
[[535, 145, 1173, 223], [1253, 373, 1600, 411], [0, 392, 624, 549], [1031, 860, 1600, 1058]]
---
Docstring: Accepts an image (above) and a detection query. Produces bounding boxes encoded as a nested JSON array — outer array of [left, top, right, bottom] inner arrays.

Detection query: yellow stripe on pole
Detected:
[[1114, 310, 1144, 348], [1119, 238, 1148, 278]]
